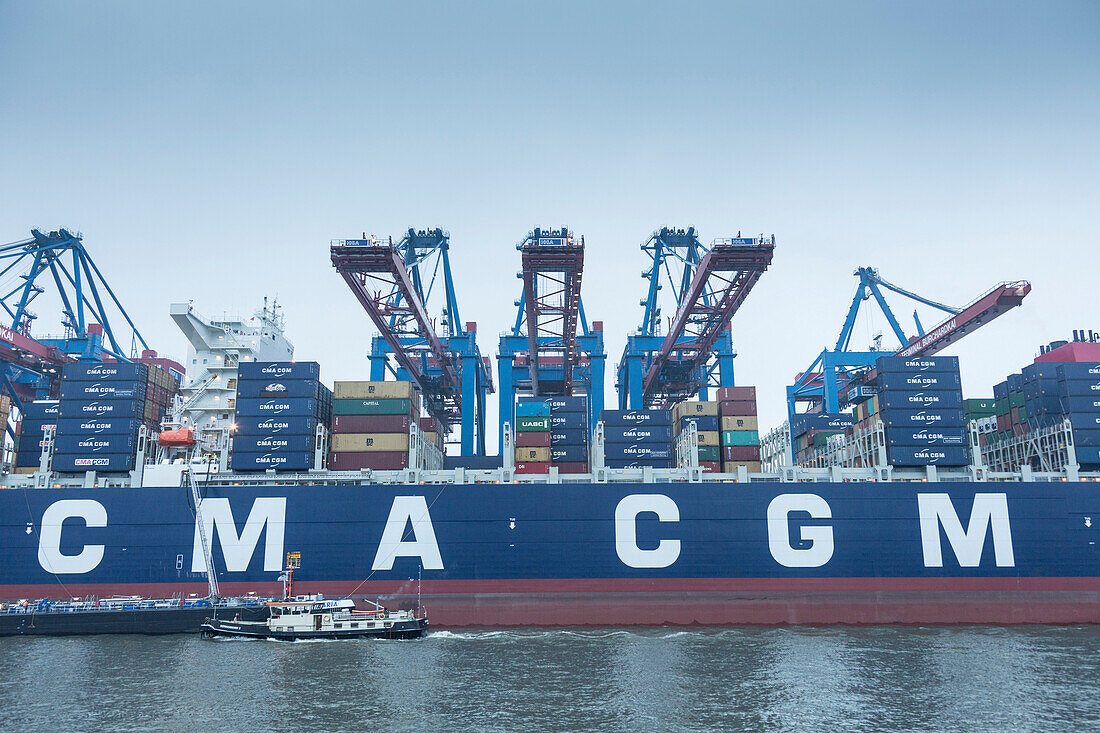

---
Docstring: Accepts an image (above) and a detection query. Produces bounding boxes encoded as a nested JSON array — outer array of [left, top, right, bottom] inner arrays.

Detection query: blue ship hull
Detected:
[[2, 481, 1098, 625]]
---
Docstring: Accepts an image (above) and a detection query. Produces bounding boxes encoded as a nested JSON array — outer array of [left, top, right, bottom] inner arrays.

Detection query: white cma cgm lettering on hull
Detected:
[[37, 499, 108, 574], [372, 496, 444, 570], [918, 493, 1015, 567], [767, 494, 834, 567], [192, 497, 286, 572]]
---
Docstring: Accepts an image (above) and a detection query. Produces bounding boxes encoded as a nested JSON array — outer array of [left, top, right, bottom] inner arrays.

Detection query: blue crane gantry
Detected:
[[330, 228, 493, 456], [616, 227, 775, 409], [497, 228, 605, 447], [0, 229, 147, 415], [787, 266, 1032, 420]]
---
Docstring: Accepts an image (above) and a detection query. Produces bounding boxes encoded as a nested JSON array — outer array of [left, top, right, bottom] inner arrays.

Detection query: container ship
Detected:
[[1, 227, 1098, 627]]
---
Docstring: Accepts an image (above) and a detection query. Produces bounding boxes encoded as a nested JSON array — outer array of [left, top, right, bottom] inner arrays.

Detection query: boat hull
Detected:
[[199, 616, 428, 640], [0, 605, 267, 636], [4, 481, 1099, 626]]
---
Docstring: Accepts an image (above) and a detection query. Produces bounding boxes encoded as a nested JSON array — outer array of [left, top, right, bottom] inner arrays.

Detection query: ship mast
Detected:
[[188, 469, 220, 599]]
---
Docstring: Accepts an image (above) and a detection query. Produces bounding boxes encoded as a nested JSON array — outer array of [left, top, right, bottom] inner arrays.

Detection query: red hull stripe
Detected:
[[5, 578, 1100, 626]]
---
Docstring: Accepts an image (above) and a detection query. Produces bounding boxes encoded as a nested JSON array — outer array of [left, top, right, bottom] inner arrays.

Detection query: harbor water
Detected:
[[1, 626, 1098, 731]]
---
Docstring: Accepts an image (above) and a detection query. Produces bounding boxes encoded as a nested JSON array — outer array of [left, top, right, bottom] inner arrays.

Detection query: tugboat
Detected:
[[199, 596, 429, 640]]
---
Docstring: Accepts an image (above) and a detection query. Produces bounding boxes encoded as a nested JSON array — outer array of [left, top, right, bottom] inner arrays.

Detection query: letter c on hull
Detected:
[[615, 494, 681, 568], [38, 499, 108, 574]]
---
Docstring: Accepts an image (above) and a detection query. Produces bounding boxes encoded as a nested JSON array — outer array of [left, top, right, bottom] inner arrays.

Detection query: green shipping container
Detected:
[[1019, 405, 1028, 420], [697, 445, 720, 462], [333, 398, 413, 416], [722, 430, 760, 446], [994, 397, 1010, 417], [516, 416, 550, 432], [1009, 391, 1025, 408]]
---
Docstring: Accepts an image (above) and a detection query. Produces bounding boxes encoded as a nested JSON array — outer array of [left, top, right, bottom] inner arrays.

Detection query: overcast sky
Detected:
[[1, 1, 1097, 453]]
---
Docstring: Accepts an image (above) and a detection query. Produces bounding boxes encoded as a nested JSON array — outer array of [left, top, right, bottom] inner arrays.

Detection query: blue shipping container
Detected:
[[54, 417, 139, 436], [886, 445, 969, 467], [790, 413, 853, 437], [515, 401, 550, 418], [230, 451, 313, 471], [234, 398, 319, 418], [883, 426, 968, 447], [601, 410, 672, 427], [1022, 362, 1062, 382], [881, 408, 966, 427], [233, 434, 315, 453], [1073, 429, 1100, 448], [61, 362, 148, 382], [550, 429, 589, 445], [1057, 363, 1100, 381], [20, 401, 59, 419], [236, 361, 321, 381], [234, 415, 318, 436], [60, 381, 146, 401], [235, 378, 324, 400], [1069, 413, 1100, 431], [14, 450, 42, 468], [1059, 379, 1100, 398], [1024, 379, 1060, 400], [875, 356, 959, 374], [1076, 447, 1100, 466], [604, 443, 674, 461], [550, 445, 588, 463], [549, 413, 587, 430], [546, 396, 588, 414], [54, 433, 137, 454], [1007, 373, 1024, 392], [18, 419, 56, 436], [604, 458, 674, 469], [993, 381, 1009, 400], [1064, 395, 1100, 413], [678, 415, 719, 432], [58, 399, 142, 419], [879, 390, 963, 411], [878, 371, 961, 392], [52, 453, 136, 472], [605, 425, 673, 444]]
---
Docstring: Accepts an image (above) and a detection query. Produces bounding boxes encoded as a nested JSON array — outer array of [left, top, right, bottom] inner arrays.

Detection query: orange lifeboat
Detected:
[[158, 427, 195, 447]]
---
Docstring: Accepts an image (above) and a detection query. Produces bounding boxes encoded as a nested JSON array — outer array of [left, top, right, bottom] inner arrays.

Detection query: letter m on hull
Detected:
[[192, 497, 287, 573], [918, 493, 1015, 568]]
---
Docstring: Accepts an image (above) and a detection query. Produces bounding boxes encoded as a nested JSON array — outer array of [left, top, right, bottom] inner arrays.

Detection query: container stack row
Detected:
[[964, 398, 997, 436], [673, 400, 721, 471], [329, 381, 419, 471], [13, 400, 58, 472], [514, 400, 551, 474], [790, 412, 853, 465], [601, 409, 673, 468], [546, 396, 589, 473], [876, 355, 968, 467], [716, 386, 761, 472], [231, 361, 332, 472], [52, 362, 180, 473]]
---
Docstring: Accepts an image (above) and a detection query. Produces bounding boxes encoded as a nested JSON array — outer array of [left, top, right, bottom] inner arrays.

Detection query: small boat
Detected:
[[199, 596, 429, 640]]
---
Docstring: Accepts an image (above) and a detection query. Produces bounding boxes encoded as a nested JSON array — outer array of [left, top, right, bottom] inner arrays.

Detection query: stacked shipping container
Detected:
[[12, 400, 55, 472], [673, 400, 721, 472], [329, 381, 418, 471], [716, 386, 761, 472], [876, 355, 968, 467], [232, 361, 331, 472], [514, 400, 551, 474], [790, 412, 853, 465], [601, 409, 674, 468], [52, 362, 179, 473], [547, 396, 589, 473]]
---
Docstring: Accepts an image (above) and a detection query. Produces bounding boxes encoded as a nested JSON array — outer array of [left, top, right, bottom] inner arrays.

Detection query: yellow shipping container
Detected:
[[720, 415, 759, 431], [673, 400, 719, 420], [722, 461, 762, 473], [334, 381, 416, 400], [330, 433, 410, 452], [515, 446, 551, 462], [696, 430, 721, 446]]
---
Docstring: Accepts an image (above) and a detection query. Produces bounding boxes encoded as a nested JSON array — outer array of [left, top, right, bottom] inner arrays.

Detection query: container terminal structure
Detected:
[[1, 227, 1098, 628]]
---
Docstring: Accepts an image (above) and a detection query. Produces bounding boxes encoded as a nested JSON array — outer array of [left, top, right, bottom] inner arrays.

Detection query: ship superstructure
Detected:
[[167, 299, 293, 462]]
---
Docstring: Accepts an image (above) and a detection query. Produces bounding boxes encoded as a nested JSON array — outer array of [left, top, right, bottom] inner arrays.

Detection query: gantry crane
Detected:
[[616, 227, 775, 409], [331, 228, 493, 456], [787, 266, 1031, 420], [497, 228, 605, 446], [0, 229, 161, 418]]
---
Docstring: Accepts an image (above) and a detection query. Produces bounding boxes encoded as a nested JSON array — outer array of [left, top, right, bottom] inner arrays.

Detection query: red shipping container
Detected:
[[718, 399, 757, 417], [552, 461, 588, 474], [516, 431, 552, 447], [715, 386, 756, 403], [333, 415, 412, 433], [700, 460, 721, 472], [515, 462, 550, 474], [1010, 407, 1019, 424], [722, 445, 761, 461], [327, 451, 409, 471], [419, 416, 439, 432]]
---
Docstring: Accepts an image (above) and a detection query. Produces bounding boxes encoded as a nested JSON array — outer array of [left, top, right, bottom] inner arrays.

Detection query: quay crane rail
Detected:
[[617, 228, 775, 409], [331, 229, 492, 456]]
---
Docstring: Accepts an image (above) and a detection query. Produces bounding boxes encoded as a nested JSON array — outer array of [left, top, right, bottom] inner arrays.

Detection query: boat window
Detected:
[[334, 623, 342, 629]]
